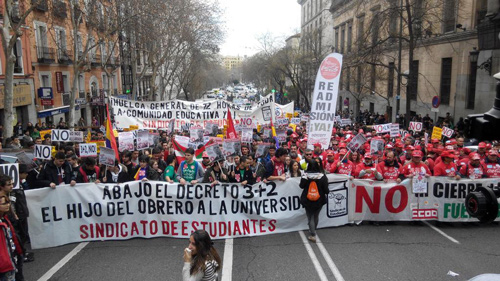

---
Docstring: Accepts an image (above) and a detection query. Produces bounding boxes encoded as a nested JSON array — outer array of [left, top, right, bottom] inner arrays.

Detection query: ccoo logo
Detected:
[[320, 57, 341, 80]]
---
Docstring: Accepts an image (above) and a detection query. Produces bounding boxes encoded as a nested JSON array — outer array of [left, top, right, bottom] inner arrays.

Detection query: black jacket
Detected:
[[101, 167, 131, 183], [229, 167, 255, 185], [37, 161, 75, 187], [299, 173, 329, 209]]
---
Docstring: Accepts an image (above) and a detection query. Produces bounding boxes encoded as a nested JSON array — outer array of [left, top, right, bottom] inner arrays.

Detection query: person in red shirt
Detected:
[[377, 151, 401, 183], [459, 153, 485, 179], [399, 145, 414, 165], [323, 150, 336, 173], [400, 150, 432, 179], [481, 149, 500, 178], [331, 149, 355, 175], [312, 143, 326, 160], [355, 154, 383, 180], [477, 142, 488, 160], [433, 151, 460, 179]]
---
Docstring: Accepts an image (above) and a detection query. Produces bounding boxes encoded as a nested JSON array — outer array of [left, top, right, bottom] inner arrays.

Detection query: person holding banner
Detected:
[[459, 153, 486, 179], [265, 148, 288, 182], [75, 157, 101, 184], [355, 154, 383, 180], [163, 155, 178, 183], [433, 151, 460, 179], [229, 156, 255, 185], [481, 149, 500, 178], [331, 149, 355, 176], [101, 161, 131, 184], [182, 229, 222, 281], [376, 151, 401, 183], [400, 150, 432, 179], [37, 152, 77, 188], [202, 159, 229, 185], [177, 148, 205, 185]]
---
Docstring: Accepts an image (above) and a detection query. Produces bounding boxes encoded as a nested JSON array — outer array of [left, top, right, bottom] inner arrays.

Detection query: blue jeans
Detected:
[[0, 270, 15, 281]]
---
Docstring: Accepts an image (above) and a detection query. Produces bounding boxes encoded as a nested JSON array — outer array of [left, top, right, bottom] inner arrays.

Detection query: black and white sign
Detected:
[[79, 143, 98, 157], [34, 145, 52, 160], [99, 147, 116, 167], [0, 163, 19, 189]]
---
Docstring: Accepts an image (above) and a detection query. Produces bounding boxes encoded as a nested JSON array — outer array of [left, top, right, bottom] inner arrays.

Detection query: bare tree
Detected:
[[1, 0, 44, 138]]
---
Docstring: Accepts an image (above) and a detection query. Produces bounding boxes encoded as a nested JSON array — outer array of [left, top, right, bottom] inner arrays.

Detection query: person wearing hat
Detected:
[[298, 138, 308, 156], [355, 154, 383, 180], [399, 145, 414, 165], [400, 150, 431, 179], [312, 143, 326, 160], [202, 158, 229, 185], [201, 151, 211, 169], [376, 151, 401, 183], [459, 153, 485, 179], [477, 142, 488, 160], [323, 150, 337, 173], [331, 149, 355, 175], [481, 149, 500, 178], [433, 151, 460, 179]]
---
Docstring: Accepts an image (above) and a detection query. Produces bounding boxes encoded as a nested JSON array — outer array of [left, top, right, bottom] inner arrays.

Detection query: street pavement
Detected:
[[24, 221, 500, 281]]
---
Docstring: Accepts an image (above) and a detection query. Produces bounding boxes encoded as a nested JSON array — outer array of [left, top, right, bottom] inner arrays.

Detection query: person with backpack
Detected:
[[299, 160, 329, 243], [176, 148, 205, 185]]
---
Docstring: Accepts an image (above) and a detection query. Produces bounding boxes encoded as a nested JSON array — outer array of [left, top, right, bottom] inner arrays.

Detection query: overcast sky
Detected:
[[218, 0, 301, 57]]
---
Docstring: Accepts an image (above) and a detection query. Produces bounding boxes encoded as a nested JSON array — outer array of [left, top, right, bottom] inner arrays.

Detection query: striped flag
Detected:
[[105, 104, 120, 160]]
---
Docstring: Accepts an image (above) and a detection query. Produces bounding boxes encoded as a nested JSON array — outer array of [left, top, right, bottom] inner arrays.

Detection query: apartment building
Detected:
[[329, 0, 497, 122]]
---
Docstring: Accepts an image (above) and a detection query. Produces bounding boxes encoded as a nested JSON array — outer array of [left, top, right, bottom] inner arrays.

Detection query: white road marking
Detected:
[[221, 238, 233, 281], [37, 242, 89, 281], [316, 235, 346, 281], [299, 231, 329, 281], [423, 221, 460, 244]]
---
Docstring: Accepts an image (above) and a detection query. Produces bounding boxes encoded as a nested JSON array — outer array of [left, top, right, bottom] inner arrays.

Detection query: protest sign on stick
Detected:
[[118, 132, 134, 152], [205, 143, 224, 162], [34, 145, 52, 160], [99, 147, 116, 167], [370, 139, 384, 157], [137, 130, 150, 150], [346, 133, 367, 152], [255, 143, 270, 158]]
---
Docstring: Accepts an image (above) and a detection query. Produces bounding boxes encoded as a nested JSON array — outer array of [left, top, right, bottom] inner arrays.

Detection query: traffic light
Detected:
[[284, 92, 288, 97], [126, 89, 131, 94], [271, 89, 276, 93]]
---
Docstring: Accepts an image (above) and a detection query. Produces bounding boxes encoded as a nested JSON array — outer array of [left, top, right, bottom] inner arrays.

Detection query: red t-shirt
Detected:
[[400, 162, 431, 177], [376, 161, 400, 180], [433, 162, 458, 177], [331, 160, 355, 175], [355, 163, 378, 179], [459, 164, 485, 179], [481, 161, 500, 178]]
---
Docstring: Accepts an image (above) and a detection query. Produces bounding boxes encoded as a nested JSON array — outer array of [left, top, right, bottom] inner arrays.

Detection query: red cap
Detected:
[[478, 142, 487, 148], [396, 142, 404, 148], [385, 144, 393, 149], [462, 148, 471, 155], [445, 145, 454, 151], [486, 143, 492, 149], [405, 145, 415, 151], [300, 138, 308, 143], [313, 143, 322, 147], [339, 149, 347, 155], [431, 138, 440, 143], [339, 143, 347, 148], [470, 153, 481, 160], [202, 151, 209, 158], [412, 150, 423, 157], [359, 129, 364, 134], [426, 144, 434, 150], [291, 132, 299, 138], [364, 153, 372, 159], [489, 149, 499, 156], [441, 151, 454, 158], [326, 150, 335, 156], [383, 134, 390, 139]]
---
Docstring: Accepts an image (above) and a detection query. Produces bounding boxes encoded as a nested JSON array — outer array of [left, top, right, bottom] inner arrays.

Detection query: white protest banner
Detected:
[[275, 117, 289, 127], [341, 119, 352, 126], [34, 145, 52, 160], [442, 126, 454, 138], [275, 102, 294, 118], [390, 123, 399, 138], [109, 94, 276, 130], [118, 131, 134, 152], [255, 143, 270, 158], [412, 175, 428, 193], [241, 128, 253, 143], [222, 139, 240, 157], [51, 129, 71, 142], [307, 53, 343, 150], [137, 130, 150, 150], [79, 143, 98, 157], [409, 122, 423, 132], [370, 139, 384, 157], [205, 143, 224, 162], [0, 163, 19, 189], [204, 123, 219, 136], [372, 123, 391, 134], [239, 117, 256, 129], [290, 118, 301, 125], [25, 175, 349, 249], [190, 126, 204, 143], [69, 131, 84, 142], [99, 147, 116, 167], [346, 133, 367, 152], [276, 129, 287, 142]]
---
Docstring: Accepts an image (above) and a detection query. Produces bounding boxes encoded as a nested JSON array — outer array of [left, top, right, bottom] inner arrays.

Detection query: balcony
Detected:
[[37, 46, 56, 63], [90, 54, 101, 66], [57, 48, 73, 65], [52, 0, 67, 18], [32, 0, 48, 12]]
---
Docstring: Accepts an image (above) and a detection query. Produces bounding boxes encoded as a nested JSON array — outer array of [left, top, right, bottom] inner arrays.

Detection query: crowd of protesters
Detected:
[[1, 111, 500, 278]]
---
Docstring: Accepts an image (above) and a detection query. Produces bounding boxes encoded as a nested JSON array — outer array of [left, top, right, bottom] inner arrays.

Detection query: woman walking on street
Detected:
[[299, 160, 329, 243], [182, 230, 222, 281]]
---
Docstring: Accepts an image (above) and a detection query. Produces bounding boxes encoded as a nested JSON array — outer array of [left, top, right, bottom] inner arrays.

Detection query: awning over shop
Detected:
[[37, 105, 78, 118]]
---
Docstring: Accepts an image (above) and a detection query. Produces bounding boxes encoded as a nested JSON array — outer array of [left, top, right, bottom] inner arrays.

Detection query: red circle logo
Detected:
[[320, 57, 341, 80]]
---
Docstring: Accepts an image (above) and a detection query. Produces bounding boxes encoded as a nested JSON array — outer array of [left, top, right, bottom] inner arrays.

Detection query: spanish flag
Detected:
[[105, 104, 120, 161]]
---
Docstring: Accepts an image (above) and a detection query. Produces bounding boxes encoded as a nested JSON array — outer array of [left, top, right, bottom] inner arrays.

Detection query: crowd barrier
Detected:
[[26, 175, 500, 249]]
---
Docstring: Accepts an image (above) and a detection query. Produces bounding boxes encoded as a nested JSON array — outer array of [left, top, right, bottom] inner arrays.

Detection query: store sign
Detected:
[[37, 87, 54, 106], [55, 72, 64, 93], [0, 84, 33, 109]]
